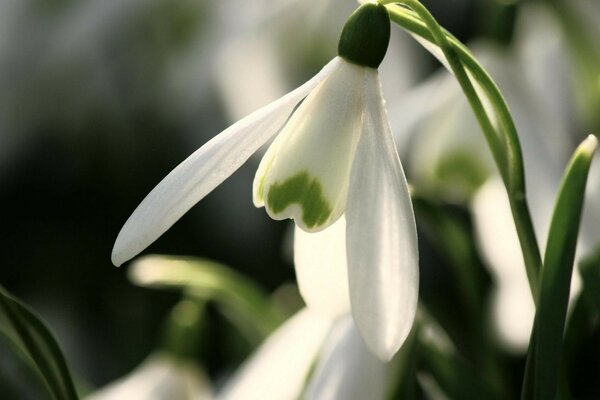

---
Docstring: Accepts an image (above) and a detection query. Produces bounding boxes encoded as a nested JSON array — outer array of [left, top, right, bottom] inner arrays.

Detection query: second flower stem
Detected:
[[380, 0, 542, 303]]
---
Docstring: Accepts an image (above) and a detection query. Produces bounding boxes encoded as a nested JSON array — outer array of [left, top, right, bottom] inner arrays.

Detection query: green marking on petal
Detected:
[[256, 174, 266, 203], [266, 171, 333, 229]]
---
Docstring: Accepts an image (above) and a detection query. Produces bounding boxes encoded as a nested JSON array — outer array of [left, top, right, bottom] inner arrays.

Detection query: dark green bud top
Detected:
[[338, 3, 390, 69]]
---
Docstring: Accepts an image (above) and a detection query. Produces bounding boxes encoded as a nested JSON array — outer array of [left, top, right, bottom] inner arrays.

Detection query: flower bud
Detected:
[[338, 3, 390, 69]]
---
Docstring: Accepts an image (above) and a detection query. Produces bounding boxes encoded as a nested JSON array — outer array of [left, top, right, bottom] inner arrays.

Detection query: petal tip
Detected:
[[356, 321, 406, 363], [110, 245, 126, 267], [111, 232, 137, 267]]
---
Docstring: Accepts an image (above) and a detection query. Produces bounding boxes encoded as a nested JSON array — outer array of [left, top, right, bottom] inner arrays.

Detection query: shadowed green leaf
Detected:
[[522, 135, 598, 400], [0, 286, 78, 400], [128, 255, 288, 345]]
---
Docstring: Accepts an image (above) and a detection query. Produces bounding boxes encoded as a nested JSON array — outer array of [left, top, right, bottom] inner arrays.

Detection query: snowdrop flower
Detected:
[[112, 3, 418, 360], [218, 309, 387, 400], [221, 208, 389, 399], [86, 352, 213, 400]]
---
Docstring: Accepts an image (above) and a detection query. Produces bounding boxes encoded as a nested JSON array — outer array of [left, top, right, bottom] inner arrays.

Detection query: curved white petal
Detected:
[[294, 217, 351, 319], [305, 315, 387, 400], [410, 33, 451, 71], [111, 58, 341, 266], [255, 58, 365, 232], [345, 70, 419, 361], [86, 353, 213, 400], [218, 308, 332, 400]]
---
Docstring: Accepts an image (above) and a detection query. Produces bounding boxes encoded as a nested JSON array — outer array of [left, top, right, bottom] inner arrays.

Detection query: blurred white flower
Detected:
[[387, 3, 597, 350], [86, 353, 212, 400], [213, 0, 419, 123], [218, 309, 387, 400], [113, 3, 419, 361]]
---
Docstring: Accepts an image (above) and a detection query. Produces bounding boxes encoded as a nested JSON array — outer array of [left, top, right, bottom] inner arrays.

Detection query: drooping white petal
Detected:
[[294, 217, 351, 319], [254, 57, 365, 232], [346, 70, 419, 361], [410, 33, 451, 71], [111, 58, 341, 266], [86, 353, 212, 400], [305, 315, 387, 400], [218, 308, 331, 400]]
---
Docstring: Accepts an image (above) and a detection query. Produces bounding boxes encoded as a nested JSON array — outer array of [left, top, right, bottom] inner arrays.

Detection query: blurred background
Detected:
[[1, 0, 599, 398]]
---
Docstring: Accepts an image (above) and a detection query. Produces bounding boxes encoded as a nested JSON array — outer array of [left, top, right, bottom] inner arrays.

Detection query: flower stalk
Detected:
[[380, 0, 543, 303]]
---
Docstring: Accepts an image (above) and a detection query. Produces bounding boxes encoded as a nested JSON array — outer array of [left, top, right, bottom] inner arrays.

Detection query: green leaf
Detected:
[[0, 286, 78, 400], [128, 255, 287, 344], [522, 135, 598, 400]]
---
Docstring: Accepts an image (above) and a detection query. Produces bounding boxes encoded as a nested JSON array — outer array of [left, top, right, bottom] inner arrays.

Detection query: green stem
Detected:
[[379, 0, 542, 303]]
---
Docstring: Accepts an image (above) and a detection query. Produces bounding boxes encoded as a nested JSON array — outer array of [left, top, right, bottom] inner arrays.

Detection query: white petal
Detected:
[[409, 34, 502, 135], [254, 58, 365, 232], [411, 33, 451, 71], [345, 70, 419, 361], [387, 70, 459, 153], [294, 217, 351, 319], [86, 353, 213, 400], [305, 315, 387, 400], [218, 308, 332, 400], [111, 58, 341, 266]]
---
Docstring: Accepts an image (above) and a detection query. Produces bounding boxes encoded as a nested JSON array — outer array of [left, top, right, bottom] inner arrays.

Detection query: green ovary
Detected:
[[266, 171, 333, 229]]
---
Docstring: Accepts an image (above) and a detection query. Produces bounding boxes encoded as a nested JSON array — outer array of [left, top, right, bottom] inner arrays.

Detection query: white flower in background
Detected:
[[388, 3, 597, 350], [85, 353, 212, 400], [218, 309, 387, 400], [112, 3, 418, 361], [214, 0, 419, 123]]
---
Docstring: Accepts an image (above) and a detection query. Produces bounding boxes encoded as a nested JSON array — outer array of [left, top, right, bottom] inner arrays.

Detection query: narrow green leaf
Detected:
[[160, 299, 208, 361], [522, 135, 598, 400], [128, 255, 287, 344], [0, 286, 78, 400]]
